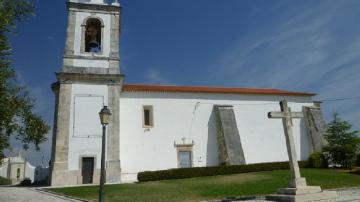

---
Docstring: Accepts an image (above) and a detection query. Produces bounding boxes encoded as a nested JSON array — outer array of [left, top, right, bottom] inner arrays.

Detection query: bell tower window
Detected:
[[82, 18, 103, 53]]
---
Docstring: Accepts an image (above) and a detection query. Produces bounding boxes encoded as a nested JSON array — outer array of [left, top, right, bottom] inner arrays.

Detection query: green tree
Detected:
[[323, 113, 360, 168], [0, 0, 49, 159]]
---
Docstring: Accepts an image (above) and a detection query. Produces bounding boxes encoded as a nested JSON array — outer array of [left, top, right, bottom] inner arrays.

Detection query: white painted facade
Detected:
[[64, 89, 315, 182], [117, 92, 314, 181]]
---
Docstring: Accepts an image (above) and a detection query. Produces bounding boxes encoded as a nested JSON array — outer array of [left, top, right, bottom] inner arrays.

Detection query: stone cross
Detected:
[[268, 100, 307, 188], [181, 137, 186, 144]]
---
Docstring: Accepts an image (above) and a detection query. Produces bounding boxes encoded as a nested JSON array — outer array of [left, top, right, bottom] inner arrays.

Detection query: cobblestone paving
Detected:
[[335, 187, 360, 202], [0, 187, 81, 202]]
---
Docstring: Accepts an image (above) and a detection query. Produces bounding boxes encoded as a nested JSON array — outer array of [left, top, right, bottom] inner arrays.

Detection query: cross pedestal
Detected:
[[265, 100, 336, 202]]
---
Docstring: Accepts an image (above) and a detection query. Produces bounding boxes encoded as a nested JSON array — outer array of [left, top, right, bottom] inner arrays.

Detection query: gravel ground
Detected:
[[0, 186, 359, 202]]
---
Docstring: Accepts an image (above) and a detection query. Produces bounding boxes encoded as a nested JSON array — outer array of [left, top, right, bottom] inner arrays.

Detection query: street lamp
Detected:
[[98, 106, 111, 202]]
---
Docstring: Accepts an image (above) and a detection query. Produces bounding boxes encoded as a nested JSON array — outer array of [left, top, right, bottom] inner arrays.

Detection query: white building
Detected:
[[50, 0, 327, 186], [0, 155, 35, 185]]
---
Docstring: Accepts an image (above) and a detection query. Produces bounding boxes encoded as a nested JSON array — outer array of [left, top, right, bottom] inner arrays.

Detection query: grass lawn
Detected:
[[47, 169, 360, 202], [0, 176, 11, 185]]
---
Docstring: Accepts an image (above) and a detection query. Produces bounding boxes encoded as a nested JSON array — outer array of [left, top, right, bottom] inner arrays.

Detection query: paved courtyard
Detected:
[[0, 187, 81, 202], [218, 187, 360, 202], [0, 186, 359, 202]]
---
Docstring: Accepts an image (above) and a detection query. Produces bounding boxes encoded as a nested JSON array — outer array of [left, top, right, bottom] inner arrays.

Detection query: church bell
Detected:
[[89, 38, 99, 48]]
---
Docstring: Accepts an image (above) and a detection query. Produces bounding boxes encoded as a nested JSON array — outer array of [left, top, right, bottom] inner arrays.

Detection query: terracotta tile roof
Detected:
[[123, 84, 316, 96]]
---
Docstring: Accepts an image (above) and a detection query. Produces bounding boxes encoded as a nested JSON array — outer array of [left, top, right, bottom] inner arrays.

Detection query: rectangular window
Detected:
[[143, 106, 153, 128], [179, 151, 192, 168]]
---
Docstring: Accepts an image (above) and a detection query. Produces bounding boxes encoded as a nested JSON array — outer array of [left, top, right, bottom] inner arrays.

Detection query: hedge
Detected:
[[137, 161, 308, 182], [20, 178, 32, 186]]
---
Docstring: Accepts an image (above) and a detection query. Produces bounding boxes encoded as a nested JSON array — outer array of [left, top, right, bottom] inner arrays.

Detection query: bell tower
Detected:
[[63, 0, 121, 74], [50, 0, 123, 186]]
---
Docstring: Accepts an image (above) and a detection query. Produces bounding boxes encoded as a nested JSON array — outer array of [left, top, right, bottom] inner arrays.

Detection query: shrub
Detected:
[[351, 167, 360, 175], [307, 152, 328, 168], [0, 176, 11, 185], [19, 178, 32, 186], [138, 161, 308, 182]]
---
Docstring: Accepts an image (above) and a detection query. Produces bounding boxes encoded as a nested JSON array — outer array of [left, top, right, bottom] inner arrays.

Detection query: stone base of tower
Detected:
[[51, 169, 104, 187], [50, 161, 121, 186], [106, 160, 122, 183], [51, 169, 81, 186], [50, 161, 80, 186]]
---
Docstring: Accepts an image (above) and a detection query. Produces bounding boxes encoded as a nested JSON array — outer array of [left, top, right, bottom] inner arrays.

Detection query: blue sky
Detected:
[[7, 0, 360, 166]]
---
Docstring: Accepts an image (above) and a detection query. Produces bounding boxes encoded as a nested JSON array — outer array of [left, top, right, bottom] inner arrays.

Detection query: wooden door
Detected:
[[82, 157, 94, 184]]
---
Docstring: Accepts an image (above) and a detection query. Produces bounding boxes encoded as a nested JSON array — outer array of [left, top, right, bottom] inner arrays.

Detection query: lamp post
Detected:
[[98, 106, 111, 202]]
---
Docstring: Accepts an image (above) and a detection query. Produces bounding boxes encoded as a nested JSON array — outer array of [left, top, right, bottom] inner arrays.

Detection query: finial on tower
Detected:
[[69, 0, 106, 5], [112, 0, 120, 6]]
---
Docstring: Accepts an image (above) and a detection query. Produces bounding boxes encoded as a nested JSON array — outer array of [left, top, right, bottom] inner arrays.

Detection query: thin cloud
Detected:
[[210, 1, 360, 129], [145, 69, 171, 84]]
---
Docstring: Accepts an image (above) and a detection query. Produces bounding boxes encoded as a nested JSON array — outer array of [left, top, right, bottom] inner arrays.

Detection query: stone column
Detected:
[[109, 13, 120, 73], [106, 84, 121, 183], [50, 83, 74, 186], [63, 10, 76, 68], [64, 10, 76, 56]]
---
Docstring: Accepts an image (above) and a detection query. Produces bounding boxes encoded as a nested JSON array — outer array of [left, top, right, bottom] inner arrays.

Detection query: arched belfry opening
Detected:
[[84, 18, 102, 53]]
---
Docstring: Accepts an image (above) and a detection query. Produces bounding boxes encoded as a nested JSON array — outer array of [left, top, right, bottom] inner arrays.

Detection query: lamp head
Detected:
[[99, 106, 111, 125]]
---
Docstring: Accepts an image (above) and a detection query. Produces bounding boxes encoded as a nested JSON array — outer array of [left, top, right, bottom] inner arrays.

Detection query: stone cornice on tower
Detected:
[[55, 72, 124, 85], [67, 1, 121, 14]]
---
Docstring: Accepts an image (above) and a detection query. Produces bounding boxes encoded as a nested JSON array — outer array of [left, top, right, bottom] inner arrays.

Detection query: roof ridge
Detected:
[[125, 83, 282, 90], [122, 83, 316, 96]]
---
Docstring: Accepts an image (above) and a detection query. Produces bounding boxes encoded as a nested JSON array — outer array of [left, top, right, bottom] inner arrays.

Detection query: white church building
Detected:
[[50, 0, 327, 186]]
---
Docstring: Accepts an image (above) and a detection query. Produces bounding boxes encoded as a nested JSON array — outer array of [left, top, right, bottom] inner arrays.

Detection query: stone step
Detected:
[[266, 190, 337, 202]]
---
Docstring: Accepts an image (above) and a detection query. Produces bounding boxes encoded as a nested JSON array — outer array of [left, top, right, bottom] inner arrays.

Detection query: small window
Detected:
[[143, 106, 154, 128], [17, 168, 20, 179]]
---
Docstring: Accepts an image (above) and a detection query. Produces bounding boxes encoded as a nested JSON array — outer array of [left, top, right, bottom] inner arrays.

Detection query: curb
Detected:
[[30, 188, 89, 202]]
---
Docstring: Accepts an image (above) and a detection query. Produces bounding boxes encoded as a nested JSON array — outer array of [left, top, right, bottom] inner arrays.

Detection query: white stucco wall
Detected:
[[0, 163, 8, 178], [25, 162, 35, 182], [68, 84, 108, 171], [119, 92, 313, 181]]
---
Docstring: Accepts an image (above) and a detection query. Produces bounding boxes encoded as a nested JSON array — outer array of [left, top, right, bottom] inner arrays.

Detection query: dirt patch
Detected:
[[214, 173, 272, 184]]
